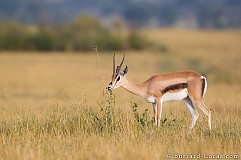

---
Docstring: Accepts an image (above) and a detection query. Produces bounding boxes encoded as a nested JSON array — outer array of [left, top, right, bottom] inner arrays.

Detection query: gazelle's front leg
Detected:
[[156, 98, 163, 126], [152, 103, 157, 125]]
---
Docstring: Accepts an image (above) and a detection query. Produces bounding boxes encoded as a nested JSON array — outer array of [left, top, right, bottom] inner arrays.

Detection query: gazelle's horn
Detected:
[[113, 53, 116, 75], [119, 53, 125, 70], [114, 53, 125, 76]]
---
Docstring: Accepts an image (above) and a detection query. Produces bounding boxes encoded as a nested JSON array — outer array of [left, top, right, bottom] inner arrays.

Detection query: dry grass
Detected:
[[0, 29, 241, 159]]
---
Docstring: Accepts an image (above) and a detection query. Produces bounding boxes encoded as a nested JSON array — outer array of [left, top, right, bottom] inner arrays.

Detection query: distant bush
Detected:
[[25, 31, 55, 51], [127, 31, 154, 50], [96, 31, 125, 51], [0, 16, 165, 52]]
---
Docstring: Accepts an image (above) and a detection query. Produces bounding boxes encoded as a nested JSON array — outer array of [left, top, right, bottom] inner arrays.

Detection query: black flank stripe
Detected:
[[162, 83, 188, 94], [201, 78, 205, 97]]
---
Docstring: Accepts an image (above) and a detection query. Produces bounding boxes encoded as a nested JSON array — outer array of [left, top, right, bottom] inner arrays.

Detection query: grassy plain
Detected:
[[0, 29, 240, 159]]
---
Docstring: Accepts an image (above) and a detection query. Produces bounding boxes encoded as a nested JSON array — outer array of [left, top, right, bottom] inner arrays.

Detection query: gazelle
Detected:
[[107, 54, 211, 130]]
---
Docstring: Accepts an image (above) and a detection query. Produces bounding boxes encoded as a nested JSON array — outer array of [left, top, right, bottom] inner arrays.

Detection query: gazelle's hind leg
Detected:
[[183, 97, 199, 130], [188, 76, 211, 130], [191, 98, 211, 130]]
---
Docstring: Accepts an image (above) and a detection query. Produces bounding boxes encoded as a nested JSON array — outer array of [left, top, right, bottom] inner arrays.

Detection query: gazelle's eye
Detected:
[[117, 76, 121, 82]]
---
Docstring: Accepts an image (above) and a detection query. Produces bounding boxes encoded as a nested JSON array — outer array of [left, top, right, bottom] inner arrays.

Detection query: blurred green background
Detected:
[[0, 0, 240, 51]]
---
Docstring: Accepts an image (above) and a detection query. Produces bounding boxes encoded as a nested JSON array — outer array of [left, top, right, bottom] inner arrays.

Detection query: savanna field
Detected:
[[0, 29, 240, 159]]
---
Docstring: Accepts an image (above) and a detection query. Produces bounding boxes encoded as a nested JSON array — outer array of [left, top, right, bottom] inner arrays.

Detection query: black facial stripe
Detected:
[[162, 83, 188, 94], [117, 76, 120, 81]]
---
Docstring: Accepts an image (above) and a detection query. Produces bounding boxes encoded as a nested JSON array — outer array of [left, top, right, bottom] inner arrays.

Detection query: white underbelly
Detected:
[[162, 89, 188, 102], [144, 96, 156, 103]]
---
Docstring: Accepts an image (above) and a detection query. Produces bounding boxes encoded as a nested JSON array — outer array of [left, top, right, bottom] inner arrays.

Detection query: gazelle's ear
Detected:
[[123, 65, 128, 76]]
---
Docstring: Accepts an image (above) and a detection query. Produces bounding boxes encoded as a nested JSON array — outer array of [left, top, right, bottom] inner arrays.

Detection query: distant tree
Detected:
[[72, 15, 101, 32]]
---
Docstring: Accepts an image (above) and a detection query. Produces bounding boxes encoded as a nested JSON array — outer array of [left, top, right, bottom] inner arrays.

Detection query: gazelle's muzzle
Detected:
[[107, 82, 114, 90]]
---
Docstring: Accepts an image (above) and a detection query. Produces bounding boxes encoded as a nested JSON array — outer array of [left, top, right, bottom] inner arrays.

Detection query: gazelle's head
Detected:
[[107, 53, 128, 90]]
